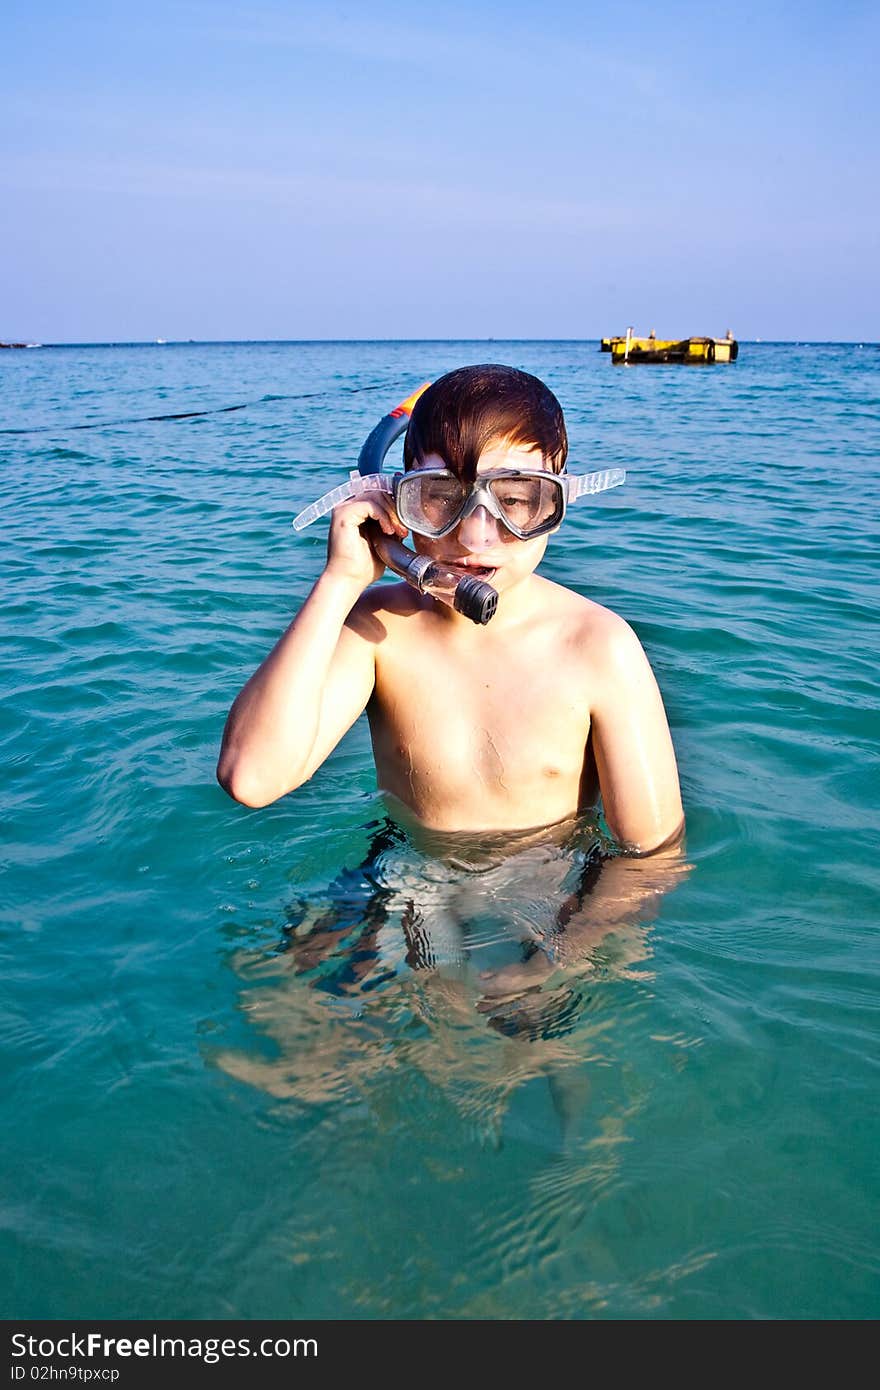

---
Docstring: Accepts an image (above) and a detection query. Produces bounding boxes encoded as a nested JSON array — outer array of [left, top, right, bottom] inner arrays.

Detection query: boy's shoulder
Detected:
[[343, 580, 424, 645], [527, 581, 658, 712], [535, 576, 641, 652]]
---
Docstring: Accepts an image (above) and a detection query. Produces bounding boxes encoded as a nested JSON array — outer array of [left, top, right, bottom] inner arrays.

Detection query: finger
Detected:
[[334, 495, 393, 526], [382, 496, 409, 537], [365, 496, 408, 538], [331, 494, 409, 543], [367, 493, 408, 537]]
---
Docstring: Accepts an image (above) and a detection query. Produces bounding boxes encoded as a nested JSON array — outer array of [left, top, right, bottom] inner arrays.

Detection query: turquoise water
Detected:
[[2, 340, 878, 1320]]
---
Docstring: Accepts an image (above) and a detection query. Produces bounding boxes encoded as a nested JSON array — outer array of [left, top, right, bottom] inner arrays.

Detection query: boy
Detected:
[[217, 364, 684, 858]]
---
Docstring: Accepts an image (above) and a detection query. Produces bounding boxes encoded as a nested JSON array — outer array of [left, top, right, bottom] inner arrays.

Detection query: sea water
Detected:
[[1, 340, 877, 1319]]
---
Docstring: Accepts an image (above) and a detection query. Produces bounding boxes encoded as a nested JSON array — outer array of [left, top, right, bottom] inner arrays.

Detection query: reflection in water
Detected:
[[215, 815, 690, 1153]]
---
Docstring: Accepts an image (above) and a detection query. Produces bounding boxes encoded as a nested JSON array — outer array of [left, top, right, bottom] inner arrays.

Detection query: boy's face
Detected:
[[407, 437, 557, 598]]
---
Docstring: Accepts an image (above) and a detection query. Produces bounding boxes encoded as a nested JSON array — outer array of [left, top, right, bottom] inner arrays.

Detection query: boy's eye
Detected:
[[494, 482, 541, 511], [491, 477, 560, 527], [406, 476, 467, 526], [423, 483, 463, 510]]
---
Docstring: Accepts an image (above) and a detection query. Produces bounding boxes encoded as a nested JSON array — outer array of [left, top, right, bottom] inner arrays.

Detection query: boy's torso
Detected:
[[349, 575, 611, 832]]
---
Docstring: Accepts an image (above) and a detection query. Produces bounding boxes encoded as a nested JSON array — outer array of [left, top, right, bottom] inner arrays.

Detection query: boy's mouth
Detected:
[[442, 561, 497, 582]]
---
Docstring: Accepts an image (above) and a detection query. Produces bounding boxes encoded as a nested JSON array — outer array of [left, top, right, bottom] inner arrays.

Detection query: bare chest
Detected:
[[369, 629, 593, 826]]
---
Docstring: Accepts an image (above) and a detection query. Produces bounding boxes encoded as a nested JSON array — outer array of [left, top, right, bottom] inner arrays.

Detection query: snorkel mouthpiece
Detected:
[[365, 531, 497, 625], [452, 572, 498, 624]]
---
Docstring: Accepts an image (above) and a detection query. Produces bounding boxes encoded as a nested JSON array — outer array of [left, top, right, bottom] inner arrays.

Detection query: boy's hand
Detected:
[[477, 950, 564, 1003], [325, 494, 409, 589]]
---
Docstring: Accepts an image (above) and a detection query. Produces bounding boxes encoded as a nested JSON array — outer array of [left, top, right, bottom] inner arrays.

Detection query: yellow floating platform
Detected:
[[603, 333, 738, 364]]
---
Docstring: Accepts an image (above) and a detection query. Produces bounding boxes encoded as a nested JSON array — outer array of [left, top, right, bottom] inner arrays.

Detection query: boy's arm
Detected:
[[217, 493, 406, 807], [477, 850, 691, 999], [479, 618, 686, 1003], [589, 617, 684, 853]]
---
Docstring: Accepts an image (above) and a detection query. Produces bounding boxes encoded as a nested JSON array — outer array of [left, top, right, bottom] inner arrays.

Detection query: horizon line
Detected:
[[3, 336, 878, 349]]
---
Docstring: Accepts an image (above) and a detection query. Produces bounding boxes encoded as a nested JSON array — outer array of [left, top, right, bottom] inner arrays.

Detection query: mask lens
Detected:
[[488, 474, 563, 535], [398, 473, 468, 535]]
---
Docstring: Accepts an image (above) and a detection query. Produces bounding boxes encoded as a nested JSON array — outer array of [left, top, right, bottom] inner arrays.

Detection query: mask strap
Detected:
[[565, 467, 626, 502], [292, 471, 394, 531]]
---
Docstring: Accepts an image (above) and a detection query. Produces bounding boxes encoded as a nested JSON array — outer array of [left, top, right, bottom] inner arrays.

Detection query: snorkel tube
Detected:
[[357, 387, 498, 625]]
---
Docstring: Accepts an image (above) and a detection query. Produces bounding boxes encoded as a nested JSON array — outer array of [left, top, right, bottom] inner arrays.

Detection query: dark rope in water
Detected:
[[0, 380, 397, 436]]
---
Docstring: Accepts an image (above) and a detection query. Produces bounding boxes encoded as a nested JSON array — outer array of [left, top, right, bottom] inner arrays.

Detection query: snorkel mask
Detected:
[[294, 463, 625, 541], [293, 384, 625, 623]]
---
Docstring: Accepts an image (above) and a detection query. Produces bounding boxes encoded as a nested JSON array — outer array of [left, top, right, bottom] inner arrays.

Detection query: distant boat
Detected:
[[602, 329, 739, 365], [155, 338, 167, 344]]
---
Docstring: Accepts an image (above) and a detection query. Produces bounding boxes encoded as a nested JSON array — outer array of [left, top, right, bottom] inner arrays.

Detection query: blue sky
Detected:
[[2, 0, 877, 341]]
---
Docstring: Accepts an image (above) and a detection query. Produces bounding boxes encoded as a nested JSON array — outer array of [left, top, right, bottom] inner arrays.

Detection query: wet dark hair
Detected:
[[403, 364, 568, 482]]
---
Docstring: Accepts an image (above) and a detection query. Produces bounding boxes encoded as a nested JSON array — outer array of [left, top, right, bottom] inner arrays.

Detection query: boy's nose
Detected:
[[457, 505, 501, 551]]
